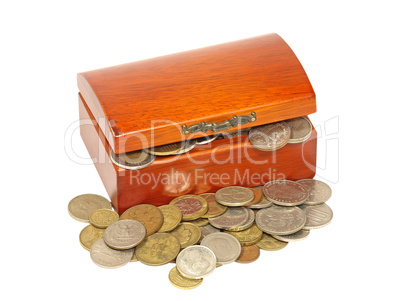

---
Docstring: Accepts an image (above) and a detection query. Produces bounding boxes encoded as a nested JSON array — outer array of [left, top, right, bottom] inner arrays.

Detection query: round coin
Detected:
[[286, 116, 312, 143], [170, 223, 202, 249], [226, 208, 255, 231], [247, 187, 273, 209], [296, 179, 332, 205], [255, 205, 306, 235], [110, 149, 155, 170], [103, 220, 146, 250], [208, 207, 249, 230], [199, 224, 221, 241], [79, 225, 105, 251], [299, 203, 333, 229], [256, 233, 288, 251], [263, 180, 309, 206], [89, 208, 119, 229], [158, 205, 182, 232], [145, 140, 196, 156], [68, 194, 112, 222], [170, 195, 208, 221], [244, 188, 263, 207], [272, 229, 310, 242], [248, 122, 290, 151], [188, 218, 209, 227], [235, 245, 260, 264], [215, 186, 255, 207], [90, 239, 133, 269], [176, 245, 216, 279], [135, 233, 181, 266], [200, 232, 241, 265], [200, 193, 227, 218], [225, 224, 263, 246], [120, 204, 164, 236], [168, 266, 203, 290]]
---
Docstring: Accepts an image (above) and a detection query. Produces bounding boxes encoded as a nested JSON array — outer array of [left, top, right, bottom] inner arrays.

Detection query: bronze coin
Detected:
[[244, 188, 263, 206], [235, 245, 260, 263], [120, 204, 164, 236], [200, 193, 227, 218]]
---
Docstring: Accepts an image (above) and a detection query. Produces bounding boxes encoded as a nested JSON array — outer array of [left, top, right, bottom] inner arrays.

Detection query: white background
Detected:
[[1, 1, 401, 300]]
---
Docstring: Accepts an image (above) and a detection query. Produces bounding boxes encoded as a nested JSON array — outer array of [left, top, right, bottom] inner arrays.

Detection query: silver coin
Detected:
[[145, 140, 196, 156], [263, 180, 309, 206], [226, 209, 254, 231], [299, 203, 333, 229], [176, 245, 216, 279], [195, 134, 219, 145], [296, 179, 332, 205], [208, 207, 249, 230], [90, 239, 134, 269], [103, 220, 146, 250], [286, 116, 312, 143], [272, 229, 310, 242], [199, 224, 221, 241], [255, 205, 306, 235], [247, 186, 273, 209], [200, 232, 241, 265], [110, 150, 155, 170], [215, 186, 254, 207], [68, 194, 112, 223], [248, 122, 290, 151]]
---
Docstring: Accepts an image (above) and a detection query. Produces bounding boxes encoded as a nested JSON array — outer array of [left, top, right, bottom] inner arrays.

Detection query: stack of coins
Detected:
[[69, 178, 333, 289], [110, 116, 312, 170]]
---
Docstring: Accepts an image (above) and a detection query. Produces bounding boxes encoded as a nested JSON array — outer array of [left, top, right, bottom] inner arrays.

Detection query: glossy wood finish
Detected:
[[78, 33, 316, 154], [79, 94, 316, 215]]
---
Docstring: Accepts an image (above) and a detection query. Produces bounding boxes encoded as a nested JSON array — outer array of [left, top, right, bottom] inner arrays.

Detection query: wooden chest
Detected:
[[78, 33, 317, 214]]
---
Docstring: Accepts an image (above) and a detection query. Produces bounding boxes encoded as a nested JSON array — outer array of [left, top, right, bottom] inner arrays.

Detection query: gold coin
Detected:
[[120, 204, 164, 236], [158, 205, 182, 232], [79, 225, 105, 251], [68, 194, 112, 222], [200, 193, 227, 218], [235, 245, 260, 264], [170, 195, 208, 221], [89, 208, 119, 229], [135, 233, 180, 266], [225, 224, 262, 246], [170, 223, 202, 249], [256, 233, 288, 251], [188, 218, 209, 227], [168, 266, 203, 290]]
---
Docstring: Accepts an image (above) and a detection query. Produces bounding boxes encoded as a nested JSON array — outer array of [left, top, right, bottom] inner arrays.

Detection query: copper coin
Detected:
[[200, 193, 227, 218], [235, 245, 260, 263], [247, 187, 273, 209], [120, 204, 164, 236], [208, 207, 249, 230], [244, 188, 263, 207], [170, 195, 208, 221], [263, 180, 309, 206], [286, 116, 312, 143], [296, 179, 332, 205], [215, 186, 254, 207], [248, 122, 290, 151]]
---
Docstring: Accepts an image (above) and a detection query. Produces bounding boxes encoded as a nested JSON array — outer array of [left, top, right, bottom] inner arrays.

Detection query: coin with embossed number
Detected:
[[299, 203, 333, 229], [286, 116, 312, 143], [120, 204, 164, 236], [110, 149, 155, 170], [256, 205, 306, 235], [176, 245, 216, 279], [79, 225, 105, 251], [200, 232, 241, 265], [263, 180, 309, 206], [296, 179, 332, 205], [170, 195, 208, 221], [89, 208, 119, 229], [200, 193, 227, 218], [248, 122, 290, 151], [256, 233, 288, 251], [90, 239, 133, 269], [216, 186, 255, 207], [158, 205, 182, 232], [135, 233, 181, 266], [236, 245, 260, 263], [170, 223, 202, 249], [145, 140, 196, 156], [103, 220, 146, 250], [208, 207, 249, 230], [168, 266, 203, 290], [68, 194, 112, 223], [272, 229, 310, 242]]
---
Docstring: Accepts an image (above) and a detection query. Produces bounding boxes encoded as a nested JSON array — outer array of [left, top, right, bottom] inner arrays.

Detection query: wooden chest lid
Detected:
[[78, 33, 315, 154]]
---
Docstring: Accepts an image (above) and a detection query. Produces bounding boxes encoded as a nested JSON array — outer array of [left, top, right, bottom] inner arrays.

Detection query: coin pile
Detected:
[[110, 116, 312, 170], [69, 178, 333, 289]]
